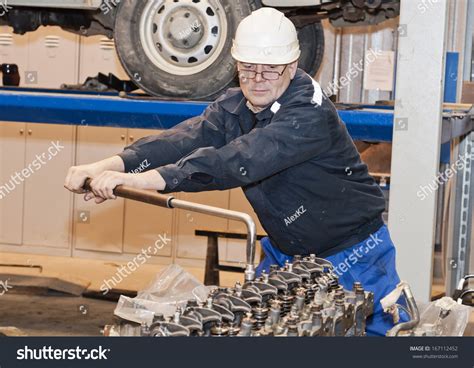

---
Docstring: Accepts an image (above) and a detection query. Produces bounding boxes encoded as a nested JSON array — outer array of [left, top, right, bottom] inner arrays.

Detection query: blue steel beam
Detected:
[[0, 89, 394, 142], [338, 109, 394, 142], [0, 90, 208, 130]]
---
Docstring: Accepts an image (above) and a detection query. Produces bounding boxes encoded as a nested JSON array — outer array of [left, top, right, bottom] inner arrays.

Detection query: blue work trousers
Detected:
[[256, 225, 406, 336]]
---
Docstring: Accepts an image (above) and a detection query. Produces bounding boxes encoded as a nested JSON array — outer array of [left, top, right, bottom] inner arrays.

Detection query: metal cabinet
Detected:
[[0, 122, 26, 245], [0, 122, 74, 249], [22, 124, 75, 249], [0, 26, 28, 87], [73, 126, 127, 253], [122, 129, 174, 258], [26, 26, 79, 88], [175, 191, 230, 261]]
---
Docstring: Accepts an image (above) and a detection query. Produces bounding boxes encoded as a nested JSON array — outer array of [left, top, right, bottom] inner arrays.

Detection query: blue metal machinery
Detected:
[[0, 87, 396, 142], [0, 50, 468, 159], [0, 87, 471, 144]]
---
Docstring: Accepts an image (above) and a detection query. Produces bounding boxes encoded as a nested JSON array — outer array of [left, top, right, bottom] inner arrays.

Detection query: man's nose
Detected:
[[252, 65, 265, 83], [255, 72, 265, 83]]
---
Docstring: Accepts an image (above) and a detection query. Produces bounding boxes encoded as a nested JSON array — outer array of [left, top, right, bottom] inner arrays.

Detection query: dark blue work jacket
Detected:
[[118, 69, 385, 257]]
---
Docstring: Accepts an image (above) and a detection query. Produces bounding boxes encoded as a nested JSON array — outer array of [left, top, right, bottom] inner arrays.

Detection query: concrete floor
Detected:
[[0, 293, 116, 336], [0, 251, 244, 336]]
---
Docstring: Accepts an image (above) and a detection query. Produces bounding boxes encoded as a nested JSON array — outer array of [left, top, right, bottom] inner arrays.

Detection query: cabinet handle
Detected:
[[28, 129, 32, 135], [129, 136, 134, 142], [121, 135, 126, 140], [19, 129, 24, 135]]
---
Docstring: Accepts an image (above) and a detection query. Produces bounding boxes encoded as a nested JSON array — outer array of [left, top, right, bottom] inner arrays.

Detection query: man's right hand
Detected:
[[64, 163, 101, 194], [64, 156, 126, 195]]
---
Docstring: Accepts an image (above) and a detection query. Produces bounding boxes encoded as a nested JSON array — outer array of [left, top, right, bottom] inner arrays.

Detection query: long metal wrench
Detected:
[[83, 178, 257, 281]]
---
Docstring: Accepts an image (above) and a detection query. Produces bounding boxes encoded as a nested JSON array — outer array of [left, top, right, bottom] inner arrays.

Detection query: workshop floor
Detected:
[[0, 251, 243, 336], [0, 251, 243, 293], [0, 293, 115, 336]]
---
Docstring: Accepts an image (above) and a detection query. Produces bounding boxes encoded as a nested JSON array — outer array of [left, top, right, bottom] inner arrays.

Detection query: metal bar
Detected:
[[0, 90, 209, 130], [171, 199, 256, 282], [441, 111, 474, 143], [0, 263, 43, 273], [204, 236, 219, 286], [446, 132, 474, 296], [6, 0, 102, 9], [83, 179, 257, 282], [444, 52, 459, 103], [464, 0, 474, 81], [338, 109, 394, 141], [215, 265, 246, 273], [195, 230, 266, 241], [83, 182, 174, 209]]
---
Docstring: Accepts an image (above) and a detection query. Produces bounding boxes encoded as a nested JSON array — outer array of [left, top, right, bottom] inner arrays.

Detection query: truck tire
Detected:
[[297, 21, 325, 77], [114, 0, 260, 99]]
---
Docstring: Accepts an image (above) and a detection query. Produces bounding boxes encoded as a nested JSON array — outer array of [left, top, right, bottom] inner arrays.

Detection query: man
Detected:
[[65, 8, 405, 336]]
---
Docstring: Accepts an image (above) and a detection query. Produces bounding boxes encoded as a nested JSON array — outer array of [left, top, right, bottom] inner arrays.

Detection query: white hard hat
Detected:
[[231, 8, 301, 65]]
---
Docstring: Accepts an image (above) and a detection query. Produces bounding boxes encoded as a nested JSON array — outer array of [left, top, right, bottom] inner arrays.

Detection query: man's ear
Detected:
[[289, 60, 299, 79]]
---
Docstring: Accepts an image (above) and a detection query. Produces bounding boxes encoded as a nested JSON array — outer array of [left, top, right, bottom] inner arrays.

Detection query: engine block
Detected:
[[104, 255, 374, 337]]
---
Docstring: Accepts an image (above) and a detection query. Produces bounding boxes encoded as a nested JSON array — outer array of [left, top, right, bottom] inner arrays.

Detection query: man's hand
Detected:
[[65, 156, 125, 195], [85, 170, 167, 204], [64, 164, 103, 194]]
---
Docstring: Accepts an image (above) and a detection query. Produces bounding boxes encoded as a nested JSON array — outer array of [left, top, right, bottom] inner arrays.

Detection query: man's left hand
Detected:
[[85, 170, 166, 204]]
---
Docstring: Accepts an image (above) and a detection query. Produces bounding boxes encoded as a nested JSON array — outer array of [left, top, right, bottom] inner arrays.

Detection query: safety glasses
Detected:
[[237, 64, 288, 81]]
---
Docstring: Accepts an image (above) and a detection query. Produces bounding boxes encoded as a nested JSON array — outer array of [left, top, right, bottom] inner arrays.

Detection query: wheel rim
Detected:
[[140, 0, 228, 76]]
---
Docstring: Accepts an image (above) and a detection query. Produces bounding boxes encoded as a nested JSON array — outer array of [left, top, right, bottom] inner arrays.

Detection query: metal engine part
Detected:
[[103, 255, 374, 337], [384, 282, 420, 337], [453, 274, 474, 306]]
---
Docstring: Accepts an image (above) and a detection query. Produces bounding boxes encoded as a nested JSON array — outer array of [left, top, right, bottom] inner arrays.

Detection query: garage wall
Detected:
[[315, 19, 399, 104]]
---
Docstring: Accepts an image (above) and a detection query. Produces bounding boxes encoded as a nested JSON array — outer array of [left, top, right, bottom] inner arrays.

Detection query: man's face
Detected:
[[238, 61, 298, 110]]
